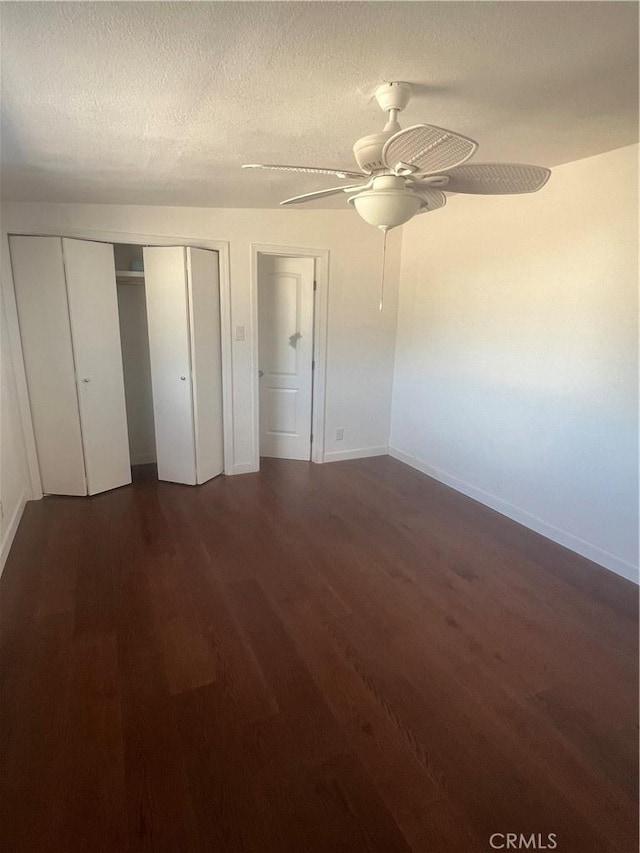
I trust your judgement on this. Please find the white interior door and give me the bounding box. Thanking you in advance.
[143,246,197,485]
[63,238,132,495]
[187,248,224,483]
[258,255,314,460]
[10,236,86,495]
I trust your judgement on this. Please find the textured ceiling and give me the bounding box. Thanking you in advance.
[1,1,638,208]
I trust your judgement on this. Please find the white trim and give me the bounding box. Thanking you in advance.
[1,492,27,574]
[5,226,234,480]
[389,446,639,585]
[232,461,259,476]
[250,243,329,470]
[324,445,389,463]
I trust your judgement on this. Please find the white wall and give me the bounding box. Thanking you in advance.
[2,204,401,484]
[116,283,156,465]
[390,144,639,582]
[0,285,32,568]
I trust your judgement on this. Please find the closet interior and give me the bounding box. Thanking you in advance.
[10,236,224,497]
[114,243,156,468]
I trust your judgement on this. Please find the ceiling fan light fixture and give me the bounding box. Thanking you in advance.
[349,175,422,229]
[350,191,422,229]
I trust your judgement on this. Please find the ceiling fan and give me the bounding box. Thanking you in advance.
[243,81,551,230]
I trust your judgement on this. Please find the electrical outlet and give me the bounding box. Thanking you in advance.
[336,428,344,441]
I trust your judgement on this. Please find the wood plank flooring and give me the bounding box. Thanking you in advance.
[1,457,637,852]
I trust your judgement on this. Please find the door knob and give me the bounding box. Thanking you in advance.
[180,376,186,381]
[258,370,264,378]
[81,378,90,383]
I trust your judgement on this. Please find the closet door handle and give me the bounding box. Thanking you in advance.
[81,378,90,383]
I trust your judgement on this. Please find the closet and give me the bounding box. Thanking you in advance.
[10,236,224,496]
[115,244,157,468]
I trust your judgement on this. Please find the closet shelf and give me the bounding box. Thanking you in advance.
[116,270,145,284]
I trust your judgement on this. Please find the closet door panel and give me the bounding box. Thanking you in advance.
[143,247,197,485]
[187,248,224,483]
[9,236,86,495]
[63,239,131,495]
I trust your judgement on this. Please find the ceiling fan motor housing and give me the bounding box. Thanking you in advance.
[353,83,413,173]
[353,131,395,174]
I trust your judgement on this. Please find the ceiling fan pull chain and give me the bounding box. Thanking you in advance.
[379,226,388,312]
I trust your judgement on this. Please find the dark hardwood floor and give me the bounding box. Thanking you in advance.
[1,457,637,852]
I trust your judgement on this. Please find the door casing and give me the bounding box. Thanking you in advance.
[258,254,315,461]
[250,244,329,470]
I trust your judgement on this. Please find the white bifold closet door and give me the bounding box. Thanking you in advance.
[62,239,132,494]
[143,246,223,485]
[10,236,86,495]
[10,236,131,496]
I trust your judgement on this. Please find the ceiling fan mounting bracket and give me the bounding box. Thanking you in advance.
[375,82,412,114]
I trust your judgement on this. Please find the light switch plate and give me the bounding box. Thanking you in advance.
[234,325,245,341]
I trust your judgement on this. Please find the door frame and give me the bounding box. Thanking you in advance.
[4,227,234,498]
[250,243,329,468]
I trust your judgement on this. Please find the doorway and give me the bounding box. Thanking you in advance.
[115,242,224,486]
[258,254,314,460]
[252,245,329,467]
[114,243,156,471]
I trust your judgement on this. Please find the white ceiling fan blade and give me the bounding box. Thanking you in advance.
[440,163,551,194]
[411,187,447,213]
[382,124,478,176]
[242,163,365,180]
[280,182,370,206]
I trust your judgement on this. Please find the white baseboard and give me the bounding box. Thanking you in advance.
[1,491,28,575]
[232,462,259,475]
[388,446,639,585]
[323,445,389,464]
[130,453,156,465]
